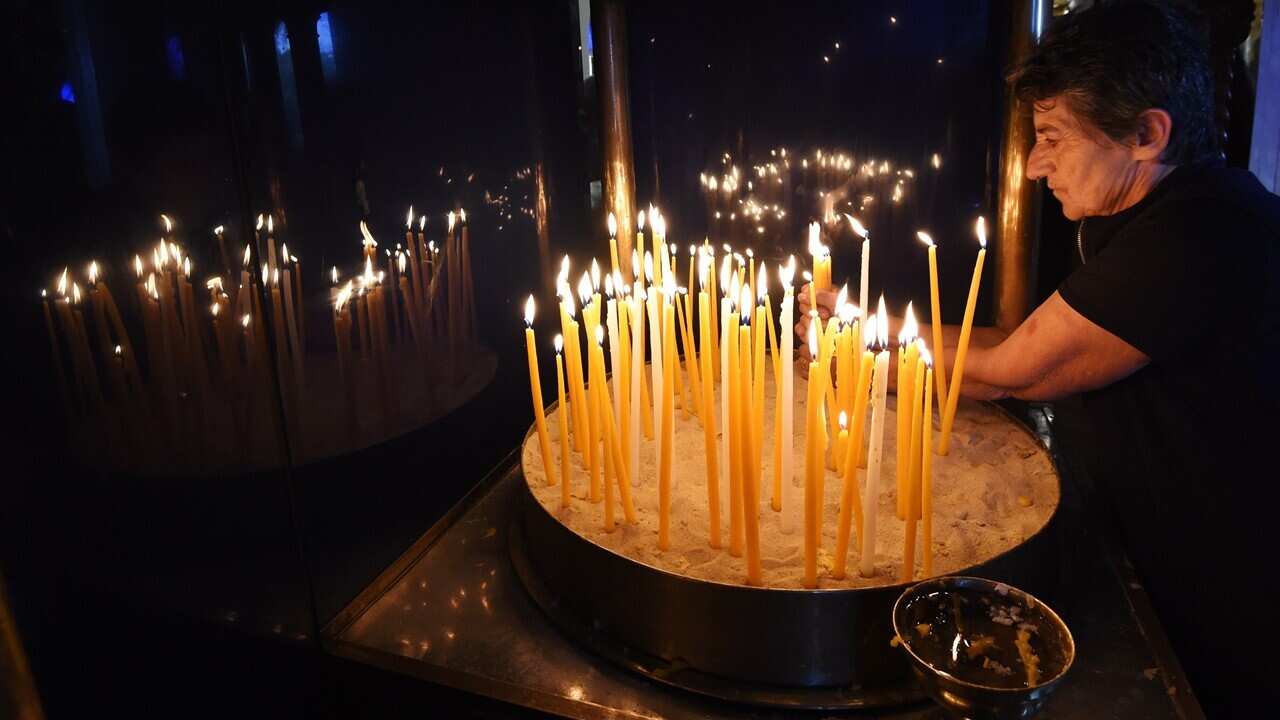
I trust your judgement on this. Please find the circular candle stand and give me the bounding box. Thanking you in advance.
[510,401,1063,710]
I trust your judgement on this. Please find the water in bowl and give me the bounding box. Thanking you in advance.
[899,583,1069,690]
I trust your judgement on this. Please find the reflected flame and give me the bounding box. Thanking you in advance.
[919,342,932,368]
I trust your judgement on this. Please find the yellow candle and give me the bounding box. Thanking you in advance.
[919,232,950,404]
[901,350,926,581]
[726,308,743,557]
[740,318,762,585]
[803,324,824,588]
[896,304,919,520]
[921,357,935,577]
[860,301,891,578]
[584,299,603,504]
[939,218,987,455]
[555,336,571,508]
[591,329,615,531]
[834,342,874,580]
[699,290,721,549]
[658,297,675,551]
[598,345,636,523]
[523,297,557,488]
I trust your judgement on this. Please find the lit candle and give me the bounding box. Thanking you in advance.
[590,327,615,531]
[646,252,663,457]
[555,335,572,508]
[629,284,644,486]
[698,271,721,549]
[581,274,603,503]
[901,340,926,581]
[606,277,623,428]
[724,273,743,557]
[524,296,557,488]
[896,305,919,520]
[918,231,949,406]
[847,215,870,350]
[803,322,824,588]
[808,221,831,291]
[833,320,875,580]
[920,348,935,577]
[938,217,987,455]
[860,299,891,578]
[633,252,654,441]
[739,289,762,585]
[658,284,676,551]
[635,210,646,286]
[777,258,796,534]
[597,327,636,524]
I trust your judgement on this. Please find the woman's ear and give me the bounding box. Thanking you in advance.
[1132,108,1173,161]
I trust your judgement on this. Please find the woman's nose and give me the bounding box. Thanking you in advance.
[1025,143,1052,181]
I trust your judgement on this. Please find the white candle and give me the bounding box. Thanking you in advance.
[779,257,796,535]
[860,299,891,578]
[847,215,870,352]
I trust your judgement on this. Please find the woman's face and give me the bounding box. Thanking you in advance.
[1024,97,1144,220]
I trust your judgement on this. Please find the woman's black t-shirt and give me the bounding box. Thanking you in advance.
[1056,161,1280,703]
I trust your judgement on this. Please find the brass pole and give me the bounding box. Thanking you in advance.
[0,571,45,720]
[591,0,638,281]
[994,0,1051,333]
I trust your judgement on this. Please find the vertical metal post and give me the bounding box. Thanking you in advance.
[591,0,638,280]
[994,0,1050,332]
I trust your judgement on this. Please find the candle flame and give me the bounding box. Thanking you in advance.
[577,272,592,306]
[839,411,848,431]
[214,225,224,235]
[256,214,264,231]
[631,250,640,280]
[975,216,987,248]
[135,255,144,278]
[808,319,819,358]
[836,284,848,312]
[637,209,646,230]
[160,213,173,233]
[459,208,467,224]
[605,273,614,298]
[359,220,377,249]
[899,302,918,344]
[71,282,81,304]
[280,243,289,262]
[729,272,741,310]
[558,255,571,291]
[447,211,456,232]
[590,259,601,292]
[839,301,859,326]
[57,268,68,296]
[184,257,191,276]
[595,325,605,346]
[757,263,769,298]
[876,296,889,347]
[920,345,933,368]
[331,266,338,284]
[267,215,274,234]
[243,244,252,267]
[554,334,564,353]
[688,244,696,257]
[273,268,280,286]
[651,210,666,238]
[863,313,877,346]
[398,253,406,273]
[740,284,753,322]
[564,291,576,319]
[336,281,353,312]
[407,206,415,229]
[88,261,99,285]
[524,295,536,326]
[917,230,934,247]
[115,345,122,357]
[781,256,796,288]
[419,215,427,231]
[644,252,654,283]
[808,222,828,258]
[931,153,941,169]
[802,270,813,283]
[607,212,617,238]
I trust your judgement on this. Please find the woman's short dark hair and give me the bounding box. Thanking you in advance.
[1007,0,1217,165]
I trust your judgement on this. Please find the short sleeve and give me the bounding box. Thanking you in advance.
[1057,201,1257,362]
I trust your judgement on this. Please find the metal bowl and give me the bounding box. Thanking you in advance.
[892,576,1075,719]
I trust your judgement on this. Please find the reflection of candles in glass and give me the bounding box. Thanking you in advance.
[607,212,620,279]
